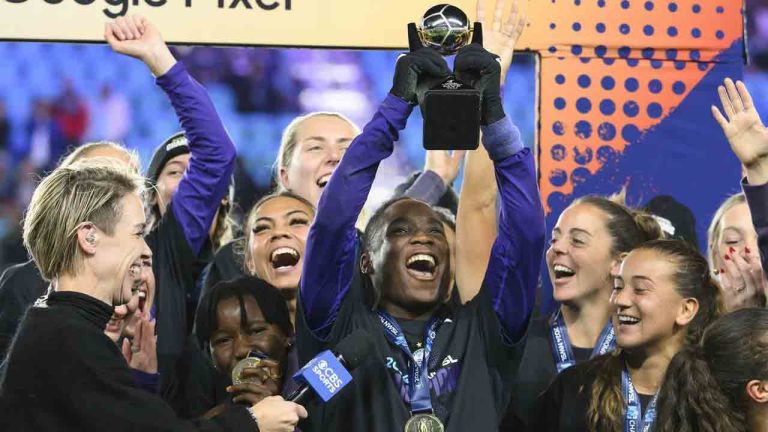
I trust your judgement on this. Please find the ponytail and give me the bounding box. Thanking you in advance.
[656,346,746,432]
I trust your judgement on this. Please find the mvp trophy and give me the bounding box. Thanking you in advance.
[409,4,483,150]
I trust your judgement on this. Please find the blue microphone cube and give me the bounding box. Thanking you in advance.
[292,350,353,402]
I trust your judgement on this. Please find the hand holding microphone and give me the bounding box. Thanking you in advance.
[249,396,307,432]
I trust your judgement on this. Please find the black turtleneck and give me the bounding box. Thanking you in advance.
[0,290,255,431]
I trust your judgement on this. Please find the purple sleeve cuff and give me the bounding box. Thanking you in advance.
[156,62,237,255]
[131,368,159,394]
[743,177,768,231]
[480,116,524,162]
[404,170,447,205]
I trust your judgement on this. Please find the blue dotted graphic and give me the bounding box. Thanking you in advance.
[550,23,557,29]
[691,50,701,61]
[716,6,724,13]
[692,28,701,38]
[574,121,593,140]
[619,46,631,58]
[549,169,568,187]
[627,59,640,67]
[625,78,639,92]
[642,48,655,59]
[643,25,654,36]
[598,0,606,6]
[573,146,593,165]
[620,24,631,35]
[595,45,608,57]
[647,103,663,118]
[555,74,566,84]
[571,168,592,186]
[622,124,641,142]
[668,2,678,12]
[623,101,640,117]
[621,1,630,9]
[549,46,557,54]
[651,60,663,69]
[598,122,617,141]
[596,23,606,33]
[644,1,654,11]
[554,97,566,110]
[693,4,701,13]
[601,76,616,90]
[665,49,678,60]
[698,63,708,71]
[573,22,582,31]
[597,146,618,164]
[600,99,616,115]
[649,79,663,94]
[668,26,678,37]
[576,98,592,114]
[572,45,583,56]
[578,75,592,88]
[580,58,591,64]
[603,58,616,66]
[551,144,567,161]
[672,81,686,95]
[674,61,686,70]
[716,30,725,40]
[553,121,565,136]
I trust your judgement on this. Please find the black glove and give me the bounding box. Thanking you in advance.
[390,48,451,104]
[454,43,504,125]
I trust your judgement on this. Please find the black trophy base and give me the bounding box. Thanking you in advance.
[421,78,481,151]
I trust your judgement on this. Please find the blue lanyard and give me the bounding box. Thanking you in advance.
[378,311,440,414]
[548,310,616,373]
[622,365,658,432]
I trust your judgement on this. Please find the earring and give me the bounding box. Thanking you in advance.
[86,232,96,245]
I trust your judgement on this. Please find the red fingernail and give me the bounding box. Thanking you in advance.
[724,255,731,261]
[745,246,751,254]
[721,268,726,274]
[729,247,736,254]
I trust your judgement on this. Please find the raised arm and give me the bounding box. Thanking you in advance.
[713,79,768,306]
[300,48,451,337]
[455,38,544,343]
[455,0,526,302]
[106,15,236,255]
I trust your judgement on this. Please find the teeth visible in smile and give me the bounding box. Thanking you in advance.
[271,247,299,261]
[618,315,640,324]
[407,254,435,266]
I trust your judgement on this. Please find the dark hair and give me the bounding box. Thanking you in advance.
[587,239,723,431]
[656,308,768,432]
[195,276,293,353]
[574,195,664,256]
[362,196,413,251]
[241,190,316,274]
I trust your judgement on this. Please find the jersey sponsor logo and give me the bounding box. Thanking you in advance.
[441,355,458,367]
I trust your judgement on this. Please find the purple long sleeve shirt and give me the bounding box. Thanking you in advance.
[300,93,544,342]
[742,178,768,273]
[155,62,236,255]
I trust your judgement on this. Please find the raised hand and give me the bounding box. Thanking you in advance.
[121,318,158,374]
[712,78,768,185]
[476,0,527,85]
[425,150,467,186]
[390,48,451,104]
[104,15,176,77]
[718,246,767,312]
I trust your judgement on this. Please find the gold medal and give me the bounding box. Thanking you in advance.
[231,357,264,385]
[404,413,444,432]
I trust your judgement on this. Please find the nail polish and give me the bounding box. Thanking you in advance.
[729,247,736,254]
[724,255,731,261]
[745,246,751,254]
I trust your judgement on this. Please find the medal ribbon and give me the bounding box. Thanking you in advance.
[378,311,440,414]
[549,310,616,373]
[621,365,659,432]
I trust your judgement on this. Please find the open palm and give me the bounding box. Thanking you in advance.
[476,0,526,84]
[712,78,768,168]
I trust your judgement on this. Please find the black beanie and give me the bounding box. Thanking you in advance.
[146,131,190,184]
[643,195,699,248]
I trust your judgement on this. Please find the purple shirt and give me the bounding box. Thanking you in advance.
[155,62,236,255]
[300,93,544,343]
[742,178,768,273]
